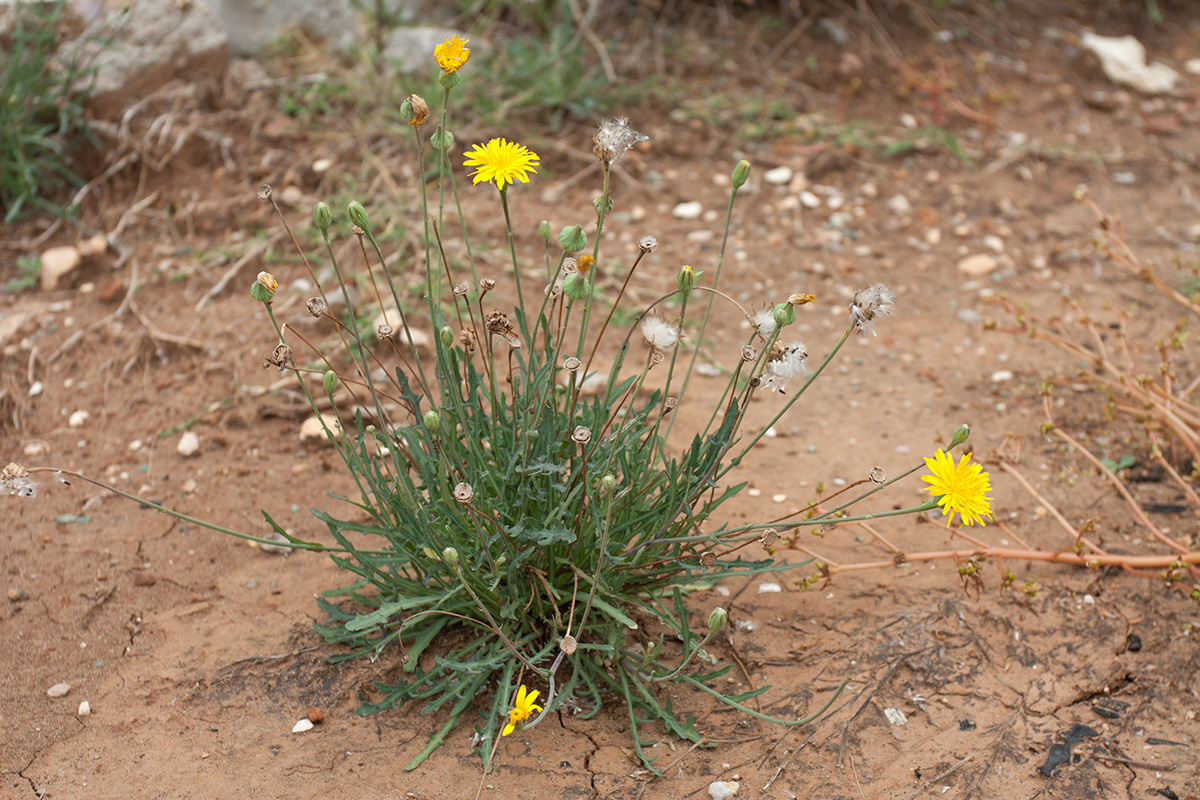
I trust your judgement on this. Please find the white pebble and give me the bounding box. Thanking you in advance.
[77,700,91,716]
[68,410,88,427]
[694,363,722,377]
[763,166,793,185]
[312,157,334,173]
[957,253,997,277]
[982,234,1005,253]
[826,194,845,210]
[300,413,341,442]
[990,370,1014,382]
[128,439,143,452]
[182,478,198,494]
[886,194,913,216]
[672,201,703,220]
[799,191,821,208]
[23,442,48,456]
[177,431,200,457]
[709,780,740,800]
[758,582,782,593]
[883,707,908,725]
[47,682,72,698]
[292,718,315,733]
[40,246,82,291]
[771,493,787,503]
[899,113,918,129]
[29,381,43,397]
[925,228,942,245]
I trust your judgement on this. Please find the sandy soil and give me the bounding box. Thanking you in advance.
[3,4,1199,799]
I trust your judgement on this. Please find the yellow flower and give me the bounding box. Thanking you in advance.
[434,35,470,73]
[501,684,543,736]
[256,271,278,294]
[463,138,540,191]
[922,449,993,526]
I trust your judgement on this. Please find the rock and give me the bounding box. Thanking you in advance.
[763,166,793,185]
[63,1,229,118]
[982,235,1005,254]
[957,253,997,277]
[672,201,703,220]
[991,369,1014,382]
[77,235,108,257]
[799,191,821,208]
[278,185,303,206]
[1112,171,1136,185]
[218,0,364,57]
[182,478,198,494]
[1080,32,1179,95]
[77,700,91,717]
[40,246,82,291]
[708,781,740,800]
[886,194,913,217]
[686,230,715,243]
[307,706,325,724]
[300,413,341,442]
[47,683,71,698]
[177,431,200,457]
[883,707,908,725]
[68,410,88,427]
[899,112,918,129]
[1187,58,1200,77]
[385,26,472,73]
[7,587,29,602]
[133,573,157,587]
[292,718,315,733]
[758,581,782,593]
[924,228,942,246]
[22,442,48,457]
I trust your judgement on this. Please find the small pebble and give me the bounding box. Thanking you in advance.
[307,707,325,724]
[758,582,782,593]
[182,478,198,494]
[77,700,91,717]
[7,587,29,602]
[799,191,821,209]
[1112,171,1135,185]
[884,707,908,725]
[763,166,793,185]
[47,683,72,698]
[68,410,89,427]
[292,718,315,733]
[886,194,913,216]
[991,370,1014,382]
[177,431,200,457]
[23,442,48,457]
[709,780,740,800]
[300,414,341,442]
[312,158,334,173]
[957,253,997,277]
[982,234,1005,254]
[40,246,82,291]
[28,381,43,397]
[672,201,703,220]
[771,493,787,503]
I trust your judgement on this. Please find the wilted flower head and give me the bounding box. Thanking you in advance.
[639,315,680,351]
[789,292,816,307]
[262,342,292,372]
[593,116,648,164]
[253,271,278,299]
[571,426,591,444]
[750,305,777,338]
[453,482,474,504]
[2,462,37,498]
[377,323,395,339]
[434,35,470,73]
[577,254,595,277]
[758,341,808,393]
[463,138,540,191]
[306,297,327,317]
[849,284,896,336]
[405,94,430,126]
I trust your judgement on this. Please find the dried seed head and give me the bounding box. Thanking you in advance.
[459,328,477,352]
[479,278,496,294]
[663,396,678,411]
[741,344,757,362]
[699,552,717,568]
[453,482,474,504]
[758,341,808,393]
[639,315,680,351]
[638,235,658,253]
[406,93,430,126]
[571,426,591,445]
[869,466,887,484]
[563,356,582,372]
[2,462,37,498]
[350,225,364,237]
[559,634,578,655]
[592,116,648,164]
[262,343,292,372]
[377,323,395,339]
[562,257,578,275]
[306,297,327,317]
[257,184,272,201]
[486,311,513,335]
[545,283,563,300]
[849,284,897,337]
[760,528,780,549]
[453,281,470,296]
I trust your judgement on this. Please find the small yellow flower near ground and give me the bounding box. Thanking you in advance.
[502,684,542,736]
[922,449,993,527]
[434,35,470,73]
[463,138,540,191]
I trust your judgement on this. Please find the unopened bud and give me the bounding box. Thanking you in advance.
[440,326,454,347]
[441,547,459,566]
[950,424,971,448]
[676,264,696,296]
[322,370,338,397]
[562,272,590,301]
[430,127,454,151]
[599,473,616,493]
[731,159,751,189]
[312,201,332,231]
[773,301,797,328]
[707,606,728,634]
[347,201,370,230]
[423,410,440,430]
[539,220,551,242]
[558,225,587,253]
[438,70,461,90]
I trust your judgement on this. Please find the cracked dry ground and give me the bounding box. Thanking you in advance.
[3,6,1200,800]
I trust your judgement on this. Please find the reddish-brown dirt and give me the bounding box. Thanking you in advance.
[3,4,1199,799]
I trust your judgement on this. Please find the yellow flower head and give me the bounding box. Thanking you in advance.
[502,684,542,737]
[463,138,540,191]
[922,449,993,527]
[434,35,470,73]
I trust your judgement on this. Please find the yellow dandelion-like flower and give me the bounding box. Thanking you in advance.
[922,449,993,527]
[502,684,543,736]
[434,35,470,73]
[463,138,540,191]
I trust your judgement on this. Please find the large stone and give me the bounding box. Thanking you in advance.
[385,26,472,74]
[40,246,82,291]
[217,0,355,56]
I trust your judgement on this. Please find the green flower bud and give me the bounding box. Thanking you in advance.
[539,220,551,242]
[558,225,587,253]
[322,370,338,397]
[562,272,590,301]
[599,473,617,494]
[950,424,971,448]
[249,281,274,303]
[707,606,728,634]
[347,201,370,230]
[676,264,696,296]
[440,326,455,347]
[593,194,613,217]
[731,159,751,189]
[313,201,332,231]
[430,127,454,152]
[438,70,461,90]
[773,301,797,328]
[441,547,459,566]
[423,410,441,430]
